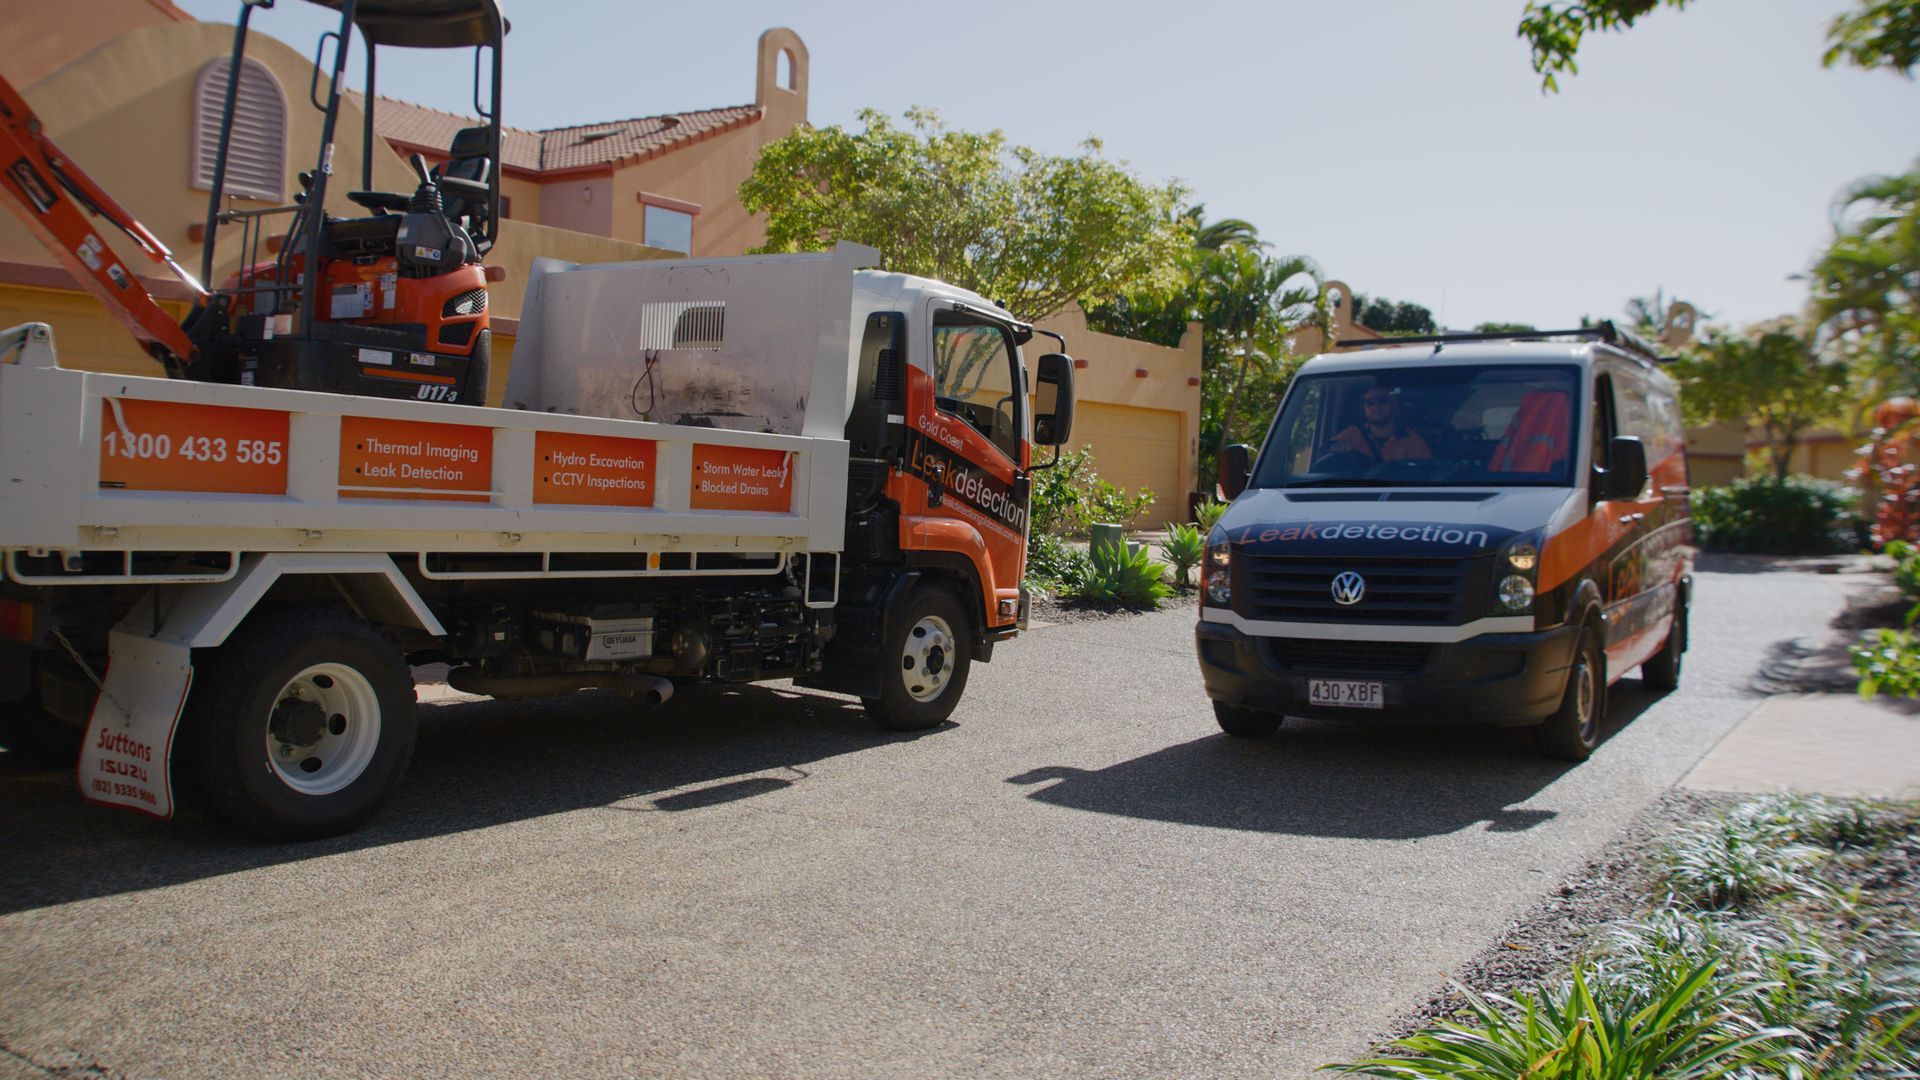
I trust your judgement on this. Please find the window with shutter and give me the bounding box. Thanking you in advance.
[191,58,288,202]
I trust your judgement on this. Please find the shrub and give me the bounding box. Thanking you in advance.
[1023,532,1090,593]
[1194,498,1228,533]
[1689,475,1860,554]
[1029,447,1156,536]
[1074,540,1172,606]
[1161,523,1204,587]
[1885,540,1920,597]
[1850,605,1920,699]
[1326,962,1794,1079]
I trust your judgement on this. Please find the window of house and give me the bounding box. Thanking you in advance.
[192,57,288,202]
[643,204,692,254]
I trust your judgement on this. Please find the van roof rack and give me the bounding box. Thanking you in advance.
[1336,321,1674,364]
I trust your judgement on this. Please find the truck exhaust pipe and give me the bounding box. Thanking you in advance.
[446,668,674,706]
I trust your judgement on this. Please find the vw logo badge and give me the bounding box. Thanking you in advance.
[1331,571,1366,606]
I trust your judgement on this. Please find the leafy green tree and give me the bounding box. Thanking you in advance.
[1474,322,1539,333]
[1668,320,1851,480]
[1809,160,1920,402]
[1519,0,1919,92]
[739,107,1190,325]
[1352,296,1436,335]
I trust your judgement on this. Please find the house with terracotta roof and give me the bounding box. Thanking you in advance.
[352,27,808,258]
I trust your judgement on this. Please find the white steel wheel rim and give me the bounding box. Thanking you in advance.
[900,614,955,704]
[1572,655,1596,742]
[265,663,382,796]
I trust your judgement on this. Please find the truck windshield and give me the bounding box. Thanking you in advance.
[1250,364,1581,488]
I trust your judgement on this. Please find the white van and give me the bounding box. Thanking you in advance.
[1195,324,1693,760]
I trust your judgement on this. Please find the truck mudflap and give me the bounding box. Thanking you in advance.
[77,629,191,818]
[798,570,921,699]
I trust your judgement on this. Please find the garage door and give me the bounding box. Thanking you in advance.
[1071,403,1186,525]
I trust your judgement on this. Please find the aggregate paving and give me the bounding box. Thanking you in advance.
[0,557,1850,1077]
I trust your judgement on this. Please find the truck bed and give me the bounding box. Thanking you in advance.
[0,323,850,583]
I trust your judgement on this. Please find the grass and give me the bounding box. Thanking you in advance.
[1326,795,1920,1078]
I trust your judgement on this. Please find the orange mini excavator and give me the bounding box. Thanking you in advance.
[0,0,506,404]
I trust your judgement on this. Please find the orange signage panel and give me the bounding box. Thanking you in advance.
[338,416,492,502]
[98,399,290,495]
[532,431,657,507]
[689,445,794,513]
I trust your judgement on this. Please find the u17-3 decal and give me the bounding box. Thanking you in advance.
[904,428,1029,540]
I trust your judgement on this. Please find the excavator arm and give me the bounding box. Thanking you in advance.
[0,72,202,376]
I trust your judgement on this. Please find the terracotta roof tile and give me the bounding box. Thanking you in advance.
[347,91,762,175]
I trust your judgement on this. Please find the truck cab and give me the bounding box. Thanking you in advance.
[1196,325,1692,760]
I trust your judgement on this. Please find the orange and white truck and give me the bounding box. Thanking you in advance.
[0,242,1076,839]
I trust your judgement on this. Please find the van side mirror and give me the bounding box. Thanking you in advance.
[1595,436,1647,501]
[1034,353,1075,447]
[1220,443,1253,500]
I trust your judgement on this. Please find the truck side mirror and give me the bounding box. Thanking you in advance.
[1595,435,1647,501]
[1034,353,1075,447]
[1220,443,1253,500]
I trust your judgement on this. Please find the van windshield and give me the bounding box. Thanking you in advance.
[1250,364,1581,489]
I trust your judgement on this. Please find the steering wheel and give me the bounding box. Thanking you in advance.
[1311,449,1372,473]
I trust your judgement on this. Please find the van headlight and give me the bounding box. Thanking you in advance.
[1204,527,1232,607]
[1494,530,1544,614]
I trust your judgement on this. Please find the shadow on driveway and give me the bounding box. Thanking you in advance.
[1007,684,1662,840]
[0,682,930,916]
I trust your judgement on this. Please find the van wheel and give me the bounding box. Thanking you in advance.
[1214,702,1282,738]
[864,587,971,732]
[183,609,417,841]
[1641,595,1687,694]
[1536,627,1605,761]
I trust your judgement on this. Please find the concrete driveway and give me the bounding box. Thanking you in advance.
[0,558,1850,1077]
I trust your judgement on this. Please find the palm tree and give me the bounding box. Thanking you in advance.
[1204,247,1324,457]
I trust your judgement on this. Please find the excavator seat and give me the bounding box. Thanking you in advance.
[436,126,493,245]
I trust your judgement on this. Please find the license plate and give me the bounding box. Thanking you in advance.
[1308,678,1383,709]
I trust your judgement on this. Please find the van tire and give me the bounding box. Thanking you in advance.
[1536,627,1604,761]
[1641,595,1687,694]
[864,587,971,732]
[182,608,417,841]
[1214,702,1283,738]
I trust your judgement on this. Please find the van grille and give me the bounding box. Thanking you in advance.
[1262,638,1434,676]
[1235,554,1488,625]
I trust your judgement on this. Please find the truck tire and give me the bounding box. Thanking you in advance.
[1536,626,1605,761]
[1213,702,1282,738]
[1640,593,1687,694]
[0,692,81,768]
[182,608,417,840]
[863,587,971,731]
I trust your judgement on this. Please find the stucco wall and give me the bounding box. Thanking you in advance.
[1032,302,1204,516]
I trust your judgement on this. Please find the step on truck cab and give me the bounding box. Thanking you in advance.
[1195,324,1692,760]
[0,243,1077,839]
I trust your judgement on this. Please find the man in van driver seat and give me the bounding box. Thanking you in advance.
[1330,385,1432,462]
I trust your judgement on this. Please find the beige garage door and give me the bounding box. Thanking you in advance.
[1072,403,1185,524]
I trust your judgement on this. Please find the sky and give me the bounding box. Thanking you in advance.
[170,0,1920,333]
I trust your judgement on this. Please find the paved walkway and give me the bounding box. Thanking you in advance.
[1681,558,1920,801]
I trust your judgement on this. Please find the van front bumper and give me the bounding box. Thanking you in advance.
[1194,618,1579,725]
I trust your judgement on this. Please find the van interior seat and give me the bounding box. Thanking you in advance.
[1489,389,1571,472]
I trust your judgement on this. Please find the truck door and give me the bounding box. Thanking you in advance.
[897,304,1031,630]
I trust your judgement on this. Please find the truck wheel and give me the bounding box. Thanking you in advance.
[183,609,417,841]
[864,587,971,732]
[0,691,81,768]
[1536,627,1605,761]
[1640,594,1687,694]
[1213,702,1282,738]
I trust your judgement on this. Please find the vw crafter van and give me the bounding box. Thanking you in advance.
[1195,324,1693,760]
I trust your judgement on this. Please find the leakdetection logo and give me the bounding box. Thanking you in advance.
[1229,522,1491,547]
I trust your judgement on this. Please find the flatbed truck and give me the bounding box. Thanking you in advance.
[0,243,1075,839]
